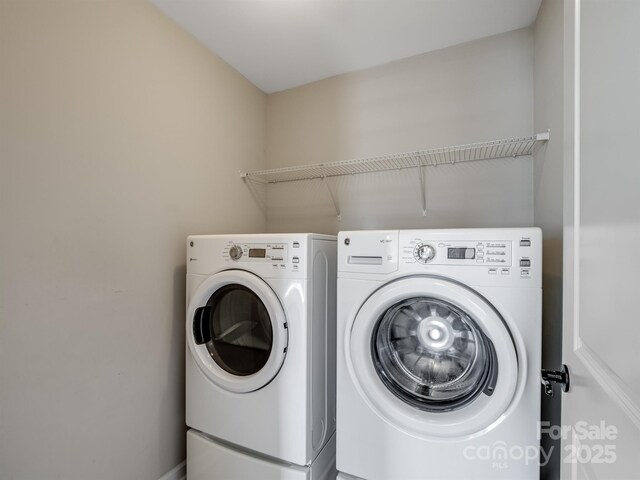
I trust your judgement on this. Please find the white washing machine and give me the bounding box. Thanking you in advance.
[186,233,337,480]
[336,228,542,480]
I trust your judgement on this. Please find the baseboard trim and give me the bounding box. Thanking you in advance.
[158,460,186,480]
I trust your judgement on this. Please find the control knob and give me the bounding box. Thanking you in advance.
[415,243,436,264]
[229,245,243,261]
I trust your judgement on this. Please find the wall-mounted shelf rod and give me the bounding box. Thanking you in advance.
[240,132,550,185]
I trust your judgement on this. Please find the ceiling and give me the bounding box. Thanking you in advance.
[151,0,542,94]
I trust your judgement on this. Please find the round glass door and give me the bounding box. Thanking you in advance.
[348,275,521,438]
[372,297,497,412]
[201,284,273,376]
[187,270,288,393]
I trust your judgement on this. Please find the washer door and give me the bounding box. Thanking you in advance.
[348,275,521,438]
[187,270,288,393]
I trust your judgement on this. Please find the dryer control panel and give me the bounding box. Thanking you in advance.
[225,242,289,263]
[186,233,336,278]
[223,241,305,273]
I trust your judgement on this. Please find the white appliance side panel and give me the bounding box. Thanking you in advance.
[308,239,337,461]
[310,433,337,480]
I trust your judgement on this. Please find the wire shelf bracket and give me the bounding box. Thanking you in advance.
[240,131,550,218]
[321,176,341,220]
[417,163,427,216]
[241,174,268,217]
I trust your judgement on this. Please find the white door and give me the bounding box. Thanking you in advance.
[347,275,520,439]
[561,1,640,478]
[187,270,288,393]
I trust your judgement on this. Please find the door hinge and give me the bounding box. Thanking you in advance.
[541,364,570,396]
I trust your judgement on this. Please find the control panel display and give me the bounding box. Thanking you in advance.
[401,238,513,267]
[448,247,475,260]
[248,248,266,258]
[227,242,289,263]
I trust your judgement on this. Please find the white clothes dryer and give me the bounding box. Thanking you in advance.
[186,233,336,475]
[336,229,542,480]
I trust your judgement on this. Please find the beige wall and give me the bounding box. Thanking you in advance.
[0,2,265,479]
[265,28,535,234]
[533,1,564,478]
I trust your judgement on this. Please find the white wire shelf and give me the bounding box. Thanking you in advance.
[240,132,549,184]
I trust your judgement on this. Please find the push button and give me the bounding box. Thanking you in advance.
[292,257,299,264]
[488,268,498,275]
[520,259,531,267]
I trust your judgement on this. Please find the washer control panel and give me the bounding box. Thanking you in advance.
[403,238,513,267]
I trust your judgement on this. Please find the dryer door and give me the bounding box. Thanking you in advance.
[348,275,521,439]
[187,270,288,393]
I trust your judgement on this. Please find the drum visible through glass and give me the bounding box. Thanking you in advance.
[205,284,273,376]
[372,297,496,412]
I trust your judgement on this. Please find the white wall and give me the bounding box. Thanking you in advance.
[0,2,265,479]
[533,1,564,478]
[265,28,535,234]
[561,1,640,477]
[534,1,564,276]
